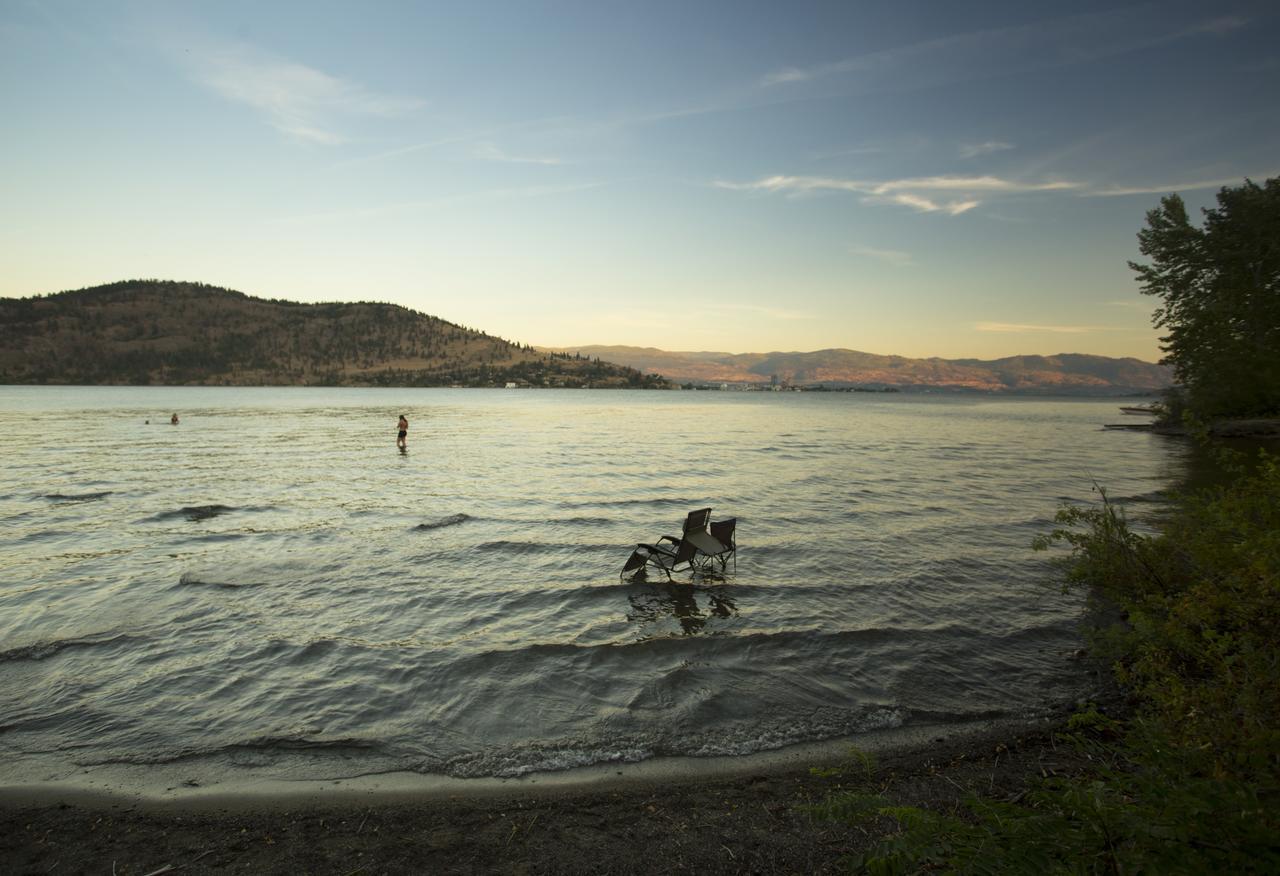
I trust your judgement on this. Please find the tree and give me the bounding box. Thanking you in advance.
[1130,178,1280,418]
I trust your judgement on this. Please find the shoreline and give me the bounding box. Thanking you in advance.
[0,715,1046,814]
[1103,416,1280,437]
[1,710,1100,874]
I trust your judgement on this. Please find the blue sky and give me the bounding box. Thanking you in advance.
[2,1,1277,360]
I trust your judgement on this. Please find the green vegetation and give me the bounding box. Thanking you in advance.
[1131,177,1280,420]
[813,450,1279,873]
[0,279,669,389]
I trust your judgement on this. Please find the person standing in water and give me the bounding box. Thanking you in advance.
[397,414,408,450]
[170,413,179,425]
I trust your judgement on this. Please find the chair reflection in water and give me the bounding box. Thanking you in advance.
[627,585,737,636]
[620,507,737,580]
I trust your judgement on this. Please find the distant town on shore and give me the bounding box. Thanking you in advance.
[1,280,1171,394]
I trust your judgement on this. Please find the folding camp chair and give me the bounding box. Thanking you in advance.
[621,508,712,580]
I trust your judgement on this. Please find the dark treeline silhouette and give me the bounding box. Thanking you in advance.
[1132,177,1280,419]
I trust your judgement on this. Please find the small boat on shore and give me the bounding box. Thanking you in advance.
[1119,405,1158,415]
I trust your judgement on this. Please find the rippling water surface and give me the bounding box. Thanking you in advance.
[0,386,1183,781]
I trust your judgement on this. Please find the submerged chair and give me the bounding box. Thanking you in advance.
[621,507,710,580]
[621,508,737,579]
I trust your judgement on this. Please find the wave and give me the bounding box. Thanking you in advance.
[0,633,136,663]
[150,504,237,522]
[413,513,471,531]
[544,515,622,527]
[556,497,696,510]
[902,705,1039,726]
[60,704,1034,779]
[469,540,624,558]
[436,619,1081,682]
[442,743,653,778]
[42,491,113,503]
[77,734,384,767]
[228,734,382,753]
[178,571,262,590]
[438,625,920,672]
[436,705,907,778]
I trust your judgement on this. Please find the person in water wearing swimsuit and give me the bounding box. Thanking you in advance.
[397,414,408,449]
[170,413,179,425]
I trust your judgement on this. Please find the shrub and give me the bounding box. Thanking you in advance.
[815,450,1280,873]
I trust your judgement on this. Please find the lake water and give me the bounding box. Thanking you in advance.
[0,386,1184,785]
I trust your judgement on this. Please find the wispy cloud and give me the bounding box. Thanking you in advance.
[1195,15,1249,36]
[758,10,1250,94]
[716,173,1077,215]
[473,141,563,165]
[180,42,424,143]
[868,193,979,215]
[760,67,812,87]
[1087,174,1277,196]
[717,174,1078,195]
[329,134,471,170]
[851,246,913,267]
[875,176,1077,194]
[959,140,1014,159]
[719,167,1277,213]
[975,322,1110,334]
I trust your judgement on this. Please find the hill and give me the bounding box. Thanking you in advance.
[549,346,1172,394]
[0,281,667,389]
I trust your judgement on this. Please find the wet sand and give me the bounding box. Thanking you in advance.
[1,710,1101,874]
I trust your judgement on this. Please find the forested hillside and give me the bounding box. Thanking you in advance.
[0,280,667,389]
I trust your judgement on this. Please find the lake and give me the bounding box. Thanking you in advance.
[0,386,1183,785]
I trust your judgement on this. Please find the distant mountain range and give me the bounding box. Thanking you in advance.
[0,281,666,388]
[547,345,1173,395]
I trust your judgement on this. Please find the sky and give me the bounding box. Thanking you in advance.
[2,1,1277,361]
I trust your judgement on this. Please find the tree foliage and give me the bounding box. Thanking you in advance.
[1130,178,1280,418]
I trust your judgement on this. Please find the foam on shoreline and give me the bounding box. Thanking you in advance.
[0,716,1054,813]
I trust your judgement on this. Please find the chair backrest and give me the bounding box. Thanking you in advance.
[709,518,736,551]
[682,508,712,536]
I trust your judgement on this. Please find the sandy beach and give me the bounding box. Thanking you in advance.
[1,707,1102,875]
